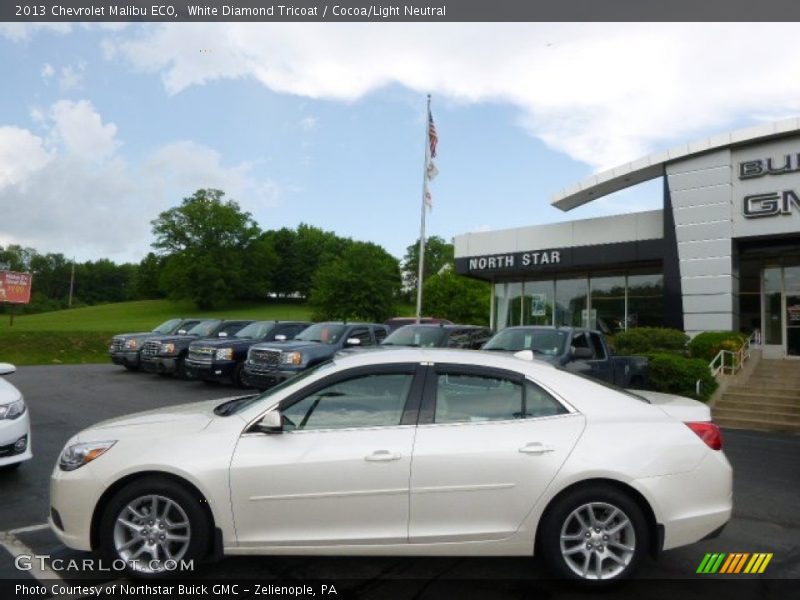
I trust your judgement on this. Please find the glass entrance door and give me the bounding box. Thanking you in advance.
[786,266,800,357]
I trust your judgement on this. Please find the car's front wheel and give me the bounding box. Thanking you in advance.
[538,484,649,585]
[99,477,210,578]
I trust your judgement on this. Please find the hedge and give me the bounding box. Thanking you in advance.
[688,331,748,362]
[614,327,689,355]
[646,352,718,402]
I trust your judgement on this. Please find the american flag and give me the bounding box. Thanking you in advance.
[428,109,438,158]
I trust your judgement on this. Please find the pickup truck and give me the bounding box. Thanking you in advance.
[482,326,648,389]
[185,320,311,387]
[242,322,389,390]
[109,317,203,371]
[140,319,253,379]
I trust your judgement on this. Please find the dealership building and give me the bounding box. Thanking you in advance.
[454,119,800,359]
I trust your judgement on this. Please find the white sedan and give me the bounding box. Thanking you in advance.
[49,348,732,584]
[0,362,32,470]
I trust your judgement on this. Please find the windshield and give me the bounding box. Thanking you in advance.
[214,361,335,415]
[187,320,221,337]
[152,318,182,335]
[483,328,568,356]
[295,323,347,345]
[235,321,275,339]
[382,326,445,347]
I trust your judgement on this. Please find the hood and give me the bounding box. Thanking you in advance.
[635,390,712,422]
[253,340,325,352]
[113,331,151,340]
[76,397,239,440]
[0,377,23,405]
[191,338,256,350]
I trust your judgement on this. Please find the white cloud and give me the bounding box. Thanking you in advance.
[0,126,52,189]
[105,22,800,171]
[48,100,119,161]
[0,104,280,262]
[41,63,55,80]
[58,63,86,90]
[0,23,72,42]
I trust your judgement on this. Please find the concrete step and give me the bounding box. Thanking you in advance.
[716,398,800,413]
[713,407,800,423]
[743,376,800,387]
[715,416,800,434]
[727,385,800,397]
[722,390,800,403]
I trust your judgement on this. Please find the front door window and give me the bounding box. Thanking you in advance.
[785,266,800,357]
[763,267,783,346]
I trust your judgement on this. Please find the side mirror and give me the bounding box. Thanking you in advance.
[345,337,361,346]
[218,332,228,338]
[177,329,187,335]
[274,334,287,342]
[0,363,16,376]
[571,347,594,360]
[253,411,283,434]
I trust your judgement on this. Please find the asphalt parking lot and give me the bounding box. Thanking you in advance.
[1,364,798,598]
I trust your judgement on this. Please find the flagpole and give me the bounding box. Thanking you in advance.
[415,95,431,323]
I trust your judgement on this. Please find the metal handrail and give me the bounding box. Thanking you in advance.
[697,330,759,396]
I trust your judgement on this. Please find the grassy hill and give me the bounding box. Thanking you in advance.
[0,299,314,365]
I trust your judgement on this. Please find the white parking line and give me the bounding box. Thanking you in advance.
[9,522,50,535]
[0,528,63,583]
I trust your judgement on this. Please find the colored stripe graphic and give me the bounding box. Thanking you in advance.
[700,553,774,574]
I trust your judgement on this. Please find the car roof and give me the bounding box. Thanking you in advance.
[393,324,489,331]
[331,346,554,374]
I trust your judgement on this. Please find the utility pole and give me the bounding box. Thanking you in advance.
[68,259,75,308]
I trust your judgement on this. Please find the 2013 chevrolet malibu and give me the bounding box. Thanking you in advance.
[49,349,732,583]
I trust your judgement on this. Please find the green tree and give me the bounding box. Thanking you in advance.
[136,252,166,299]
[151,189,269,309]
[310,241,401,322]
[422,270,491,326]
[402,235,455,296]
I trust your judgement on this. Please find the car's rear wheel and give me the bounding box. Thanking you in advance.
[99,477,209,578]
[232,363,246,388]
[539,484,648,585]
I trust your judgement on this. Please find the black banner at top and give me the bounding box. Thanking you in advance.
[5,0,800,22]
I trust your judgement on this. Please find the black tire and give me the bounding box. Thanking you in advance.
[174,357,187,380]
[123,364,139,372]
[628,376,644,390]
[232,363,246,388]
[201,379,219,386]
[99,476,211,579]
[538,484,649,586]
[0,462,22,472]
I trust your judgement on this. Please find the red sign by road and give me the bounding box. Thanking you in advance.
[0,271,33,304]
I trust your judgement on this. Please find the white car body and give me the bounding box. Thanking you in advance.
[49,349,732,581]
[0,363,32,468]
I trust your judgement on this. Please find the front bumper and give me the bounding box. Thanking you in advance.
[241,367,299,390]
[185,360,236,382]
[109,350,140,368]
[49,464,103,551]
[141,356,179,374]
[0,410,32,467]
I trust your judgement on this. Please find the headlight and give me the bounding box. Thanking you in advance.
[215,348,233,360]
[280,351,302,365]
[0,398,25,420]
[124,339,139,350]
[59,441,116,471]
[160,343,176,355]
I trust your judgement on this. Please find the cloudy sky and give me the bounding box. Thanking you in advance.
[1,22,799,263]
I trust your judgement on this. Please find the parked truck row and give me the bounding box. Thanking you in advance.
[110,318,649,391]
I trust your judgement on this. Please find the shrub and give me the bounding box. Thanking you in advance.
[688,331,747,362]
[614,327,689,355]
[646,352,718,402]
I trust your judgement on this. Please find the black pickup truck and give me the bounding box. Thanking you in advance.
[242,322,389,390]
[482,326,648,389]
[109,317,203,371]
[185,320,311,387]
[140,319,253,378]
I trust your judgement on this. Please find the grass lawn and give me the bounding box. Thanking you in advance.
[0,299,314,365]
[0,299,415,365]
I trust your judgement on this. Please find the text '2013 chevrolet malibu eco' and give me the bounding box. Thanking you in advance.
[49,348,731,585]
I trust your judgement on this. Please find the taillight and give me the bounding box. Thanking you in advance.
[686,421,723,450]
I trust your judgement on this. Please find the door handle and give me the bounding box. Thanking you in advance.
[519,443,555,455]
[365,450,401,462]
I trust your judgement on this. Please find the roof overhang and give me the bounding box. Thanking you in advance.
[551,117,800,212]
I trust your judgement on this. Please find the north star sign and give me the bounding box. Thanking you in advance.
[468,250,562,272]
[739,153,800,218]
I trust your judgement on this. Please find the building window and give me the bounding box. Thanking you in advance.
[522,280,555,326]
[555,275,588,327]
[494,282,523,329]
[590,274,626,334]
[626,272,664,328]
